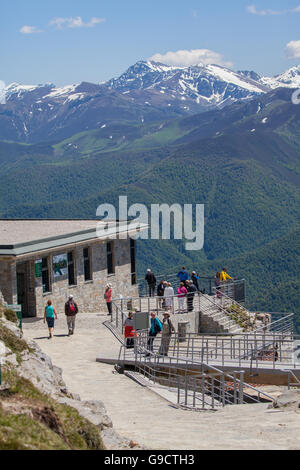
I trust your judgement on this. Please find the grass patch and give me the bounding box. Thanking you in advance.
[0,368,105,450]
[0,322,33,363]
[3,309,17,323]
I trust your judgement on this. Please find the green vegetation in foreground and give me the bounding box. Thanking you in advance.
[0,369,105,450]
[0,310,105,450]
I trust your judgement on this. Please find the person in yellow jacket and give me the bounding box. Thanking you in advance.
[220,268,233,282]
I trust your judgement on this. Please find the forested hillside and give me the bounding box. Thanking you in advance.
[0,88,299,322]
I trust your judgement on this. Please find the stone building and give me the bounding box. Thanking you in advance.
[0,219,145,317]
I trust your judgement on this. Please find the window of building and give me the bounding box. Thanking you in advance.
[83,247,92,281]
[42,257,51,293]
[68,252,76,286]
[107,241,115,275]
[130,238,137,285]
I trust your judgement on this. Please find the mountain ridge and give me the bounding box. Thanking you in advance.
[1,61,300,144]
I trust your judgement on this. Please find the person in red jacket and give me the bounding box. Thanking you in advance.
[124,312,135,349]
[104,283,113,315]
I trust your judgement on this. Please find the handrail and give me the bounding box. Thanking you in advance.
[130,331,276,407]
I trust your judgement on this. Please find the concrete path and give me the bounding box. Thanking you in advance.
[22,313,300,450]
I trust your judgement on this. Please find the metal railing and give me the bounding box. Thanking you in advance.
[138,274,245,301]
[210,290,291,335]
[111,290,294,338]
[283,369,300,390]
[112,291,202,318]
[118,332,275,410]
[132,330,299,370]
[111,291,243,335]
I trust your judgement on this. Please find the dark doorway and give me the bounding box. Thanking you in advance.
[16,261,36,317]
[17,272,27,316]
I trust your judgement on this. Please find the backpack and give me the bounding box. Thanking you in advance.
[69,302,76,314]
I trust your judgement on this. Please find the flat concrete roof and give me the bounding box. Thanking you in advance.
[0,219,146,257]
[0,220,100,245]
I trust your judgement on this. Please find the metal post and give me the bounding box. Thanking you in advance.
[239,371,244,404]
[233,372,237,404]
[185,374,188,406]
[222,340,224,366]
[221,374,225,407]
[193,376,196,408]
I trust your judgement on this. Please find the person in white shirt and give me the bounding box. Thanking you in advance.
[164,282,174,312]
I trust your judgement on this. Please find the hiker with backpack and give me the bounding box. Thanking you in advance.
[64,294,79,336]
[146,312,163,355]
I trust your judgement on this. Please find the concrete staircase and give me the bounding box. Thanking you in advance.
[199,295,244,334]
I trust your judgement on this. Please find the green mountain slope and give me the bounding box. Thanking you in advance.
[0,88,299,322]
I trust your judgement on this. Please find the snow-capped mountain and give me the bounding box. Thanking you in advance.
[106,60,269,111]
[260,65,300,89]
[1,61,300,143]
[0,81,183,143]
[105,61,300,113]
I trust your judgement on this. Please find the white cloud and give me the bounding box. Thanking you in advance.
[49,16,106,30]
[247,4,300,15]
[20,25,43,34]
[286,40,300,59]
[150,49,233,68]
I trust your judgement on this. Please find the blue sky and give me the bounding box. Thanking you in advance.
[1,0,300,86]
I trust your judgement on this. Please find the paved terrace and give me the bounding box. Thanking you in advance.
[23,312,300,450]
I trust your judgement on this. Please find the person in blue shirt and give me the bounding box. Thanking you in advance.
[146,312,162,355]
[176,266,189,286]
[191,271,200,291]
[43,300,58,339]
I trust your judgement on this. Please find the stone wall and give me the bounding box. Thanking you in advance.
[0,259,16,304]
[35,238,138,317]
[155,311,200,333]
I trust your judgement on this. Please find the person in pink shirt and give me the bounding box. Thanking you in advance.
[104,283,113,315]
[177,282,187,313]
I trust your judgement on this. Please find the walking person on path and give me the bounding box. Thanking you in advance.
[145,269,156,297]
[159,313,175,356]
[146,312,163,355]
[187,280,197,312]
[124,312,135,349]
[104,283,113,315]
[65,294,79,336]
[43,300,57,339]
[177,282,188,313]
